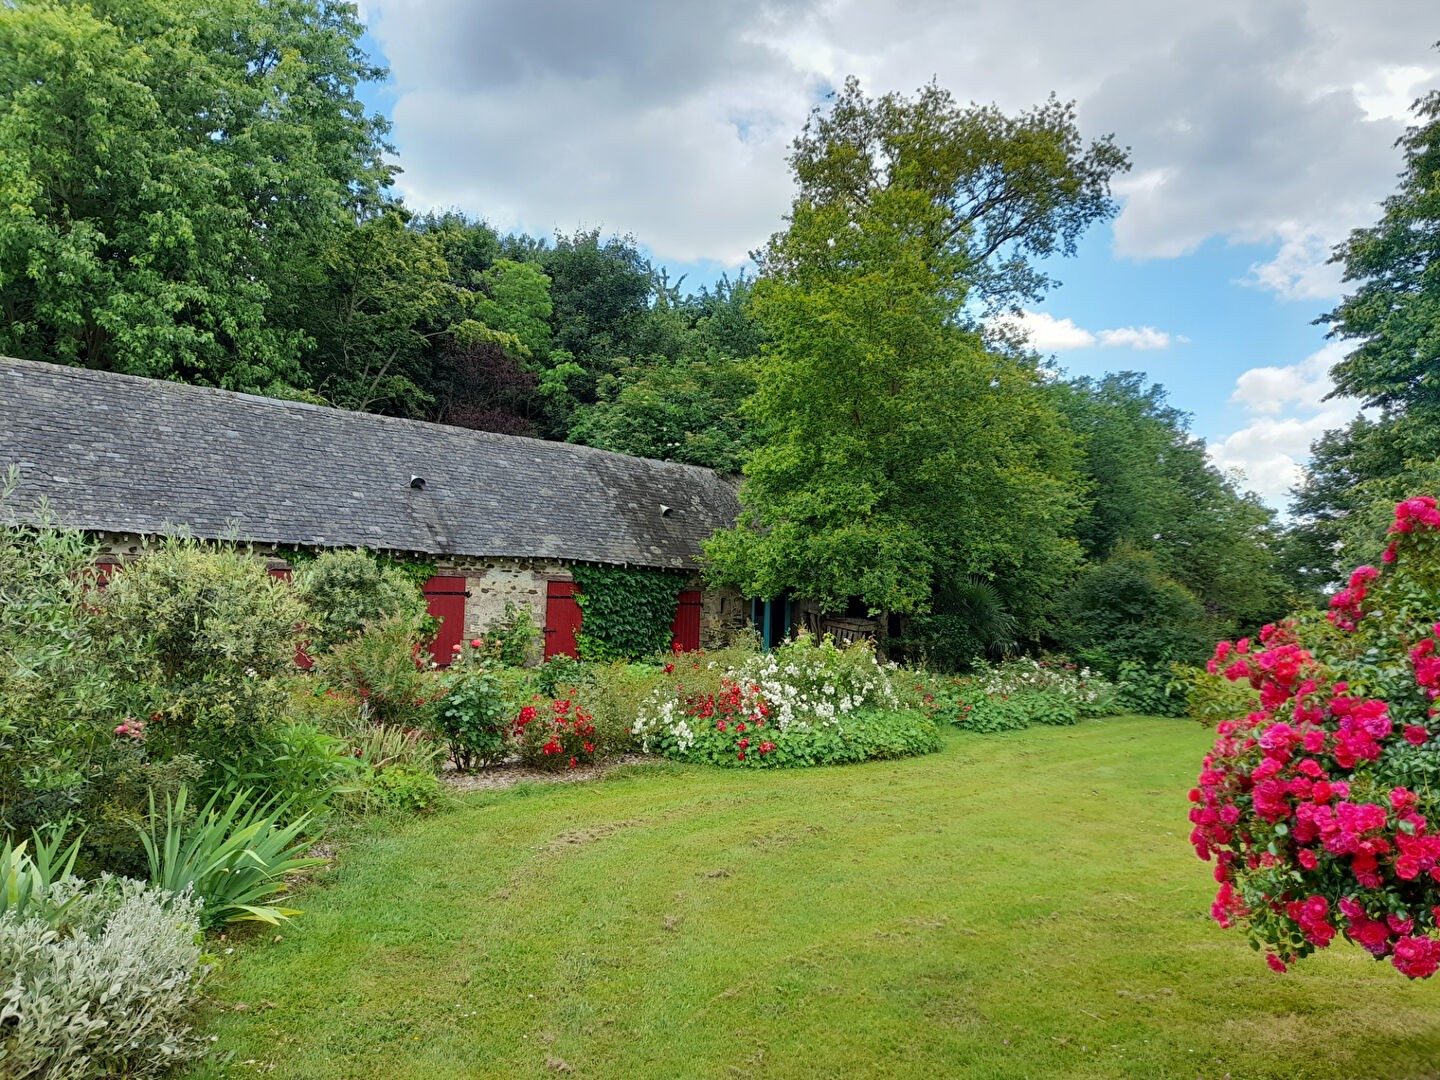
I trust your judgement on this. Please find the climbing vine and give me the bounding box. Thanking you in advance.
[570,565,685,661]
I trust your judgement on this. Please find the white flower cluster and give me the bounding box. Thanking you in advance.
[739,638,897,732]
[631,636,899,752]
[975,656,1113,705]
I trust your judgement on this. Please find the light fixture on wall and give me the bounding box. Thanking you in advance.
[410,476,426,490]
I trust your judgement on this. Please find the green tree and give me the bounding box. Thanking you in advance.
[568,275,764,468]
[538,229,654,401]
[1053,545,1212,676]
[705,80,1125,627]
[1323,79,1440,415]
[0,0,393,393]
[569,352,755,471]
[1290,71,1440,578]
[1056,373,1287,635]
[291,211,457,414]
[784,78,1128,310]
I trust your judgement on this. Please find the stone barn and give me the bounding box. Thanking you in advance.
[0,357,750,662]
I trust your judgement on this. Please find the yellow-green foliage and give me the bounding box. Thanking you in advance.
[95,537,306,752]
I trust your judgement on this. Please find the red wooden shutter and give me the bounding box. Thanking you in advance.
[267,565,314,669]
[544,580,583,659]
[423,575,468,667]
[670,589,702,653]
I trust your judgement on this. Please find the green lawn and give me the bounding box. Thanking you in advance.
[190,717,1440,1079]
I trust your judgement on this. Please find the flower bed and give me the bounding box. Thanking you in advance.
[630,636,939,767]
[915,656,1120,732]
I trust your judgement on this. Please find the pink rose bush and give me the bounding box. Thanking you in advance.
[1193,496,1440,978]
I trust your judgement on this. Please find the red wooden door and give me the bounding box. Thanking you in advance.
[423,575,468,667]
[670,589,702,653]
[544,580,582,659]
[267,565,314,669]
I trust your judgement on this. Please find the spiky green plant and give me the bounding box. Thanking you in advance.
[1,819,85,927]
[136,786,324,929]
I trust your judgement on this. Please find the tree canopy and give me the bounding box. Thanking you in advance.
[704,81,1127,625]
[0,0,394,394]
[1290,70,1440,583]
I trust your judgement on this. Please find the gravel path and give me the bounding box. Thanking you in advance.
[440,753,657,793]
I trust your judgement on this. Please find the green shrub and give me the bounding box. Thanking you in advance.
[1173,662,1260,727]
[0,484,116,837]
[575,662,663,756]
[313,614,439,729]
[293,549,428,654]
[536,654,589,697]
[1114,660,1188,717]
[469,602,542,668]
[659,704,941,768]
[1020,690,1080,726]
[1053,545,1214,677]
[95,538,306,772]
[970,655,1120,717]
[435,658,512,771]
[136,786,324,929]
[960,695,1031,733]
[0,877,208,1078]
[74,748,204,879]
[365,767,444,815]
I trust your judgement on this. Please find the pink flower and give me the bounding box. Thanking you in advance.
[1265,953,1288,973]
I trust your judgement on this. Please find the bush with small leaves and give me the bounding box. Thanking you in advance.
[292,549,428,655]
[0,876,209,1078]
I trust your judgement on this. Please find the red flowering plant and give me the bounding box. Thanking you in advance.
[630,637,941,768]
[512,696,599,771]
[1192,496,1440,978]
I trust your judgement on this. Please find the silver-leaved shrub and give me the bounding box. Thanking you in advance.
[0,876,209,1078]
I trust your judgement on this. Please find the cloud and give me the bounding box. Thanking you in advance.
[997,310,1186,352]
[1096,326,1186,350]
[362,0,1438,288]
[1208,342,1365,505]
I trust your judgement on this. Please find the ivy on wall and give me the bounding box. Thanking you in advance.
[570,564,684,661]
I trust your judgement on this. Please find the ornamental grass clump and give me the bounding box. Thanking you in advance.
[1191,495,1440,978]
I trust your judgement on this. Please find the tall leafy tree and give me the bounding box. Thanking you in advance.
[0,0,393,393]
[1323,80,1440,415]
[289,211,456,414]
[705,80,1127,628]
[568,276,763,470]
[1291,70,1440,577]
[1056,373,1287,634]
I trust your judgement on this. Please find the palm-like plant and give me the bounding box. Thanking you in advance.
[137,786,325,929]
[0,819,84,927]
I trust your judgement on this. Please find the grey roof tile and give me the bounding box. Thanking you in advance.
[0,357,740,570]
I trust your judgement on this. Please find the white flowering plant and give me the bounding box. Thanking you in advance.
[630,634,938,767]
[907,654,1122,732]
[971,655,1118,715]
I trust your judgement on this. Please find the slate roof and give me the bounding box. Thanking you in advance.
[0,357,740,570]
